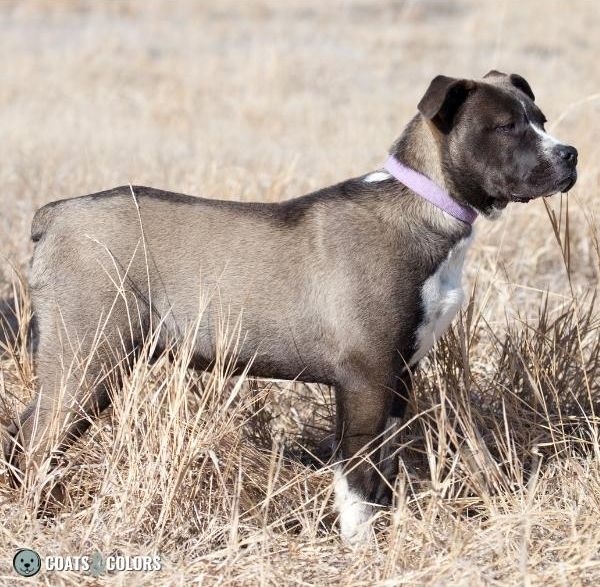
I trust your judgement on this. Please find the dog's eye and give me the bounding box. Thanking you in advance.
[495,122,516,133]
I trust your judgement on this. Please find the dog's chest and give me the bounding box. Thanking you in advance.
[409,234,473,365]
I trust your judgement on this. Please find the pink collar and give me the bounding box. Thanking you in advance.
[383,155,477,225]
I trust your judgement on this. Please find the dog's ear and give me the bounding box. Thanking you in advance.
[483,69,507,79]
[508,73,535,101]
[417,75,475,134]
[484,70,535,101]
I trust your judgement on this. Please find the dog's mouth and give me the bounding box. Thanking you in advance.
[558,171,577,193]
[509,194,534,203]
[509,171,578,204]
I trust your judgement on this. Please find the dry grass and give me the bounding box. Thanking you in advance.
[1,0,600,584]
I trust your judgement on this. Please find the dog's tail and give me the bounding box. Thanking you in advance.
[31,202,58,243]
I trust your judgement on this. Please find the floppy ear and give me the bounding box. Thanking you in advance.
[508,73,535,101]
[483,70,535,101]
[483,69,507,79]
[417,75,475,134]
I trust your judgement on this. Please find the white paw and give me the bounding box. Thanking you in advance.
[334,469,374,544]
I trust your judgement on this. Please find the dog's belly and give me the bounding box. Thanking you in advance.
[409,234,473,365]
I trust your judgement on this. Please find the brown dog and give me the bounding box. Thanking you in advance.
[4,71,577,542]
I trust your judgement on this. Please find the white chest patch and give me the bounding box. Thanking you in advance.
[409,234,473,366]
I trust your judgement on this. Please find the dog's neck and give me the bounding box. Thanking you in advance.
[383,115,476,233]
[383,156,477,225]
[390,115,501,219]
[390,115,449,191]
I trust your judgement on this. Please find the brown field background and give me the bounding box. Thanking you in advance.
[1,1,599,585]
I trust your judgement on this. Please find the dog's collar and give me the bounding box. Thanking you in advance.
[383,155,477,225]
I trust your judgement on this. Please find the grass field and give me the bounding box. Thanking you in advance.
[1,0,600,584]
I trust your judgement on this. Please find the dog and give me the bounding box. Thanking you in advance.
[4,70,577,542]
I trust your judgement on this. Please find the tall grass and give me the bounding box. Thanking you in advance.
[1,0,600,584]
[1,209,600,584]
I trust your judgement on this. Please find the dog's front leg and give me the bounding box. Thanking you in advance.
[334,373,392,543]
[376,367,413,505]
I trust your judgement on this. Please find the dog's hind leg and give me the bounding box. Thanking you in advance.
[4,293,135,499]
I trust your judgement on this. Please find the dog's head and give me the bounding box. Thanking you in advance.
[418,71,578,216]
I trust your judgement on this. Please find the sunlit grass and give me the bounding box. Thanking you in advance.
[1,0,600,584]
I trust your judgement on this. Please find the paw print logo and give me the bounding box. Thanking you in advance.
[13,548,42,577]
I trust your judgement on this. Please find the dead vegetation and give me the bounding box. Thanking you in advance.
[1,0,600,585]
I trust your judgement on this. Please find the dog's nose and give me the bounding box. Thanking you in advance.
[556,144,578,165]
